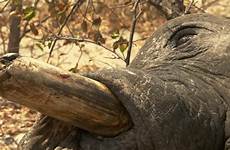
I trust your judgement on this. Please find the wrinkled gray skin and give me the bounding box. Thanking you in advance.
[20,14,230,150]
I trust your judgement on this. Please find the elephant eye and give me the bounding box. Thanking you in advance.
[169,27,198,48]
[176,34,195,46]
[168,26,213,49]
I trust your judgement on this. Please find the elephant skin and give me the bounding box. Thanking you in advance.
[19,13,230,150]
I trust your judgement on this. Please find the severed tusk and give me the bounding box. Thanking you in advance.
[0,56,132,136]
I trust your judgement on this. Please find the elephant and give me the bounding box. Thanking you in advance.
[1,13,230,150]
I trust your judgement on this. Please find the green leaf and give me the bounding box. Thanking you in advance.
[23,7,36,21]
[113,36,129,53]
[69,68,76,73]
[184,0,190,6]
[35,43,44,51]
[47,41,52,49]
[113,41,119,50]
[113,36,128,53]
[119,43,128,53]
[111,30,120,39]
[111,32,119,39]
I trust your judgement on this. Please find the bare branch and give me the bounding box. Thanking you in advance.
[20,15,51,39]
[0,29,6,53]
[73,45,84,72]
[19,0,40,40]
[125,0,142,66]
[184,0,195,14]
[7,0,22,53]
[47,0,85,62]
[48,35,126,61]
[0,0,10,13]
[108,0,148,9]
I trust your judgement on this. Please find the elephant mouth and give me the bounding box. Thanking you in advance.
[0,53,132,137]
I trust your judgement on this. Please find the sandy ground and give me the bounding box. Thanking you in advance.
[20,30,142,69]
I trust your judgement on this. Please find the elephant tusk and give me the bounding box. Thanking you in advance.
[0,55,132,136]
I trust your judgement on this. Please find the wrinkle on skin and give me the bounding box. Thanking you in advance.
[20,14,230,150]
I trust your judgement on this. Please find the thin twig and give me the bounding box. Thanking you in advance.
[108,0,147,9]
[184,0,195,14]
[84,0,90,17]
[20,15,51,40]
[20,0,40,40]
[78,9,93,23]
[133,36,149,42]
[193,0,222,13]
[74,46,84,71]
[39,23,57,35]
[125,0,141,66]
[66,23,84,71]
[89,0,95,12]
[0,30,6,53]
[78,0,92,23]
[0,0,10,13]
[48,35,125,61]
[47,0,85,62]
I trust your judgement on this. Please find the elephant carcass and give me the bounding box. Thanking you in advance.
[1,13,230,150]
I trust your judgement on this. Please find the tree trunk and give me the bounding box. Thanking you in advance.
[7,0,22,53]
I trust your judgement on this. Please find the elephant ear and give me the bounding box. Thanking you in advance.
[130,13,229,70]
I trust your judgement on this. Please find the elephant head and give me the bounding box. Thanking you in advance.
[1,13,230,150]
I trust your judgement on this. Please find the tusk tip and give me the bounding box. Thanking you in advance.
[0,53,19,65]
